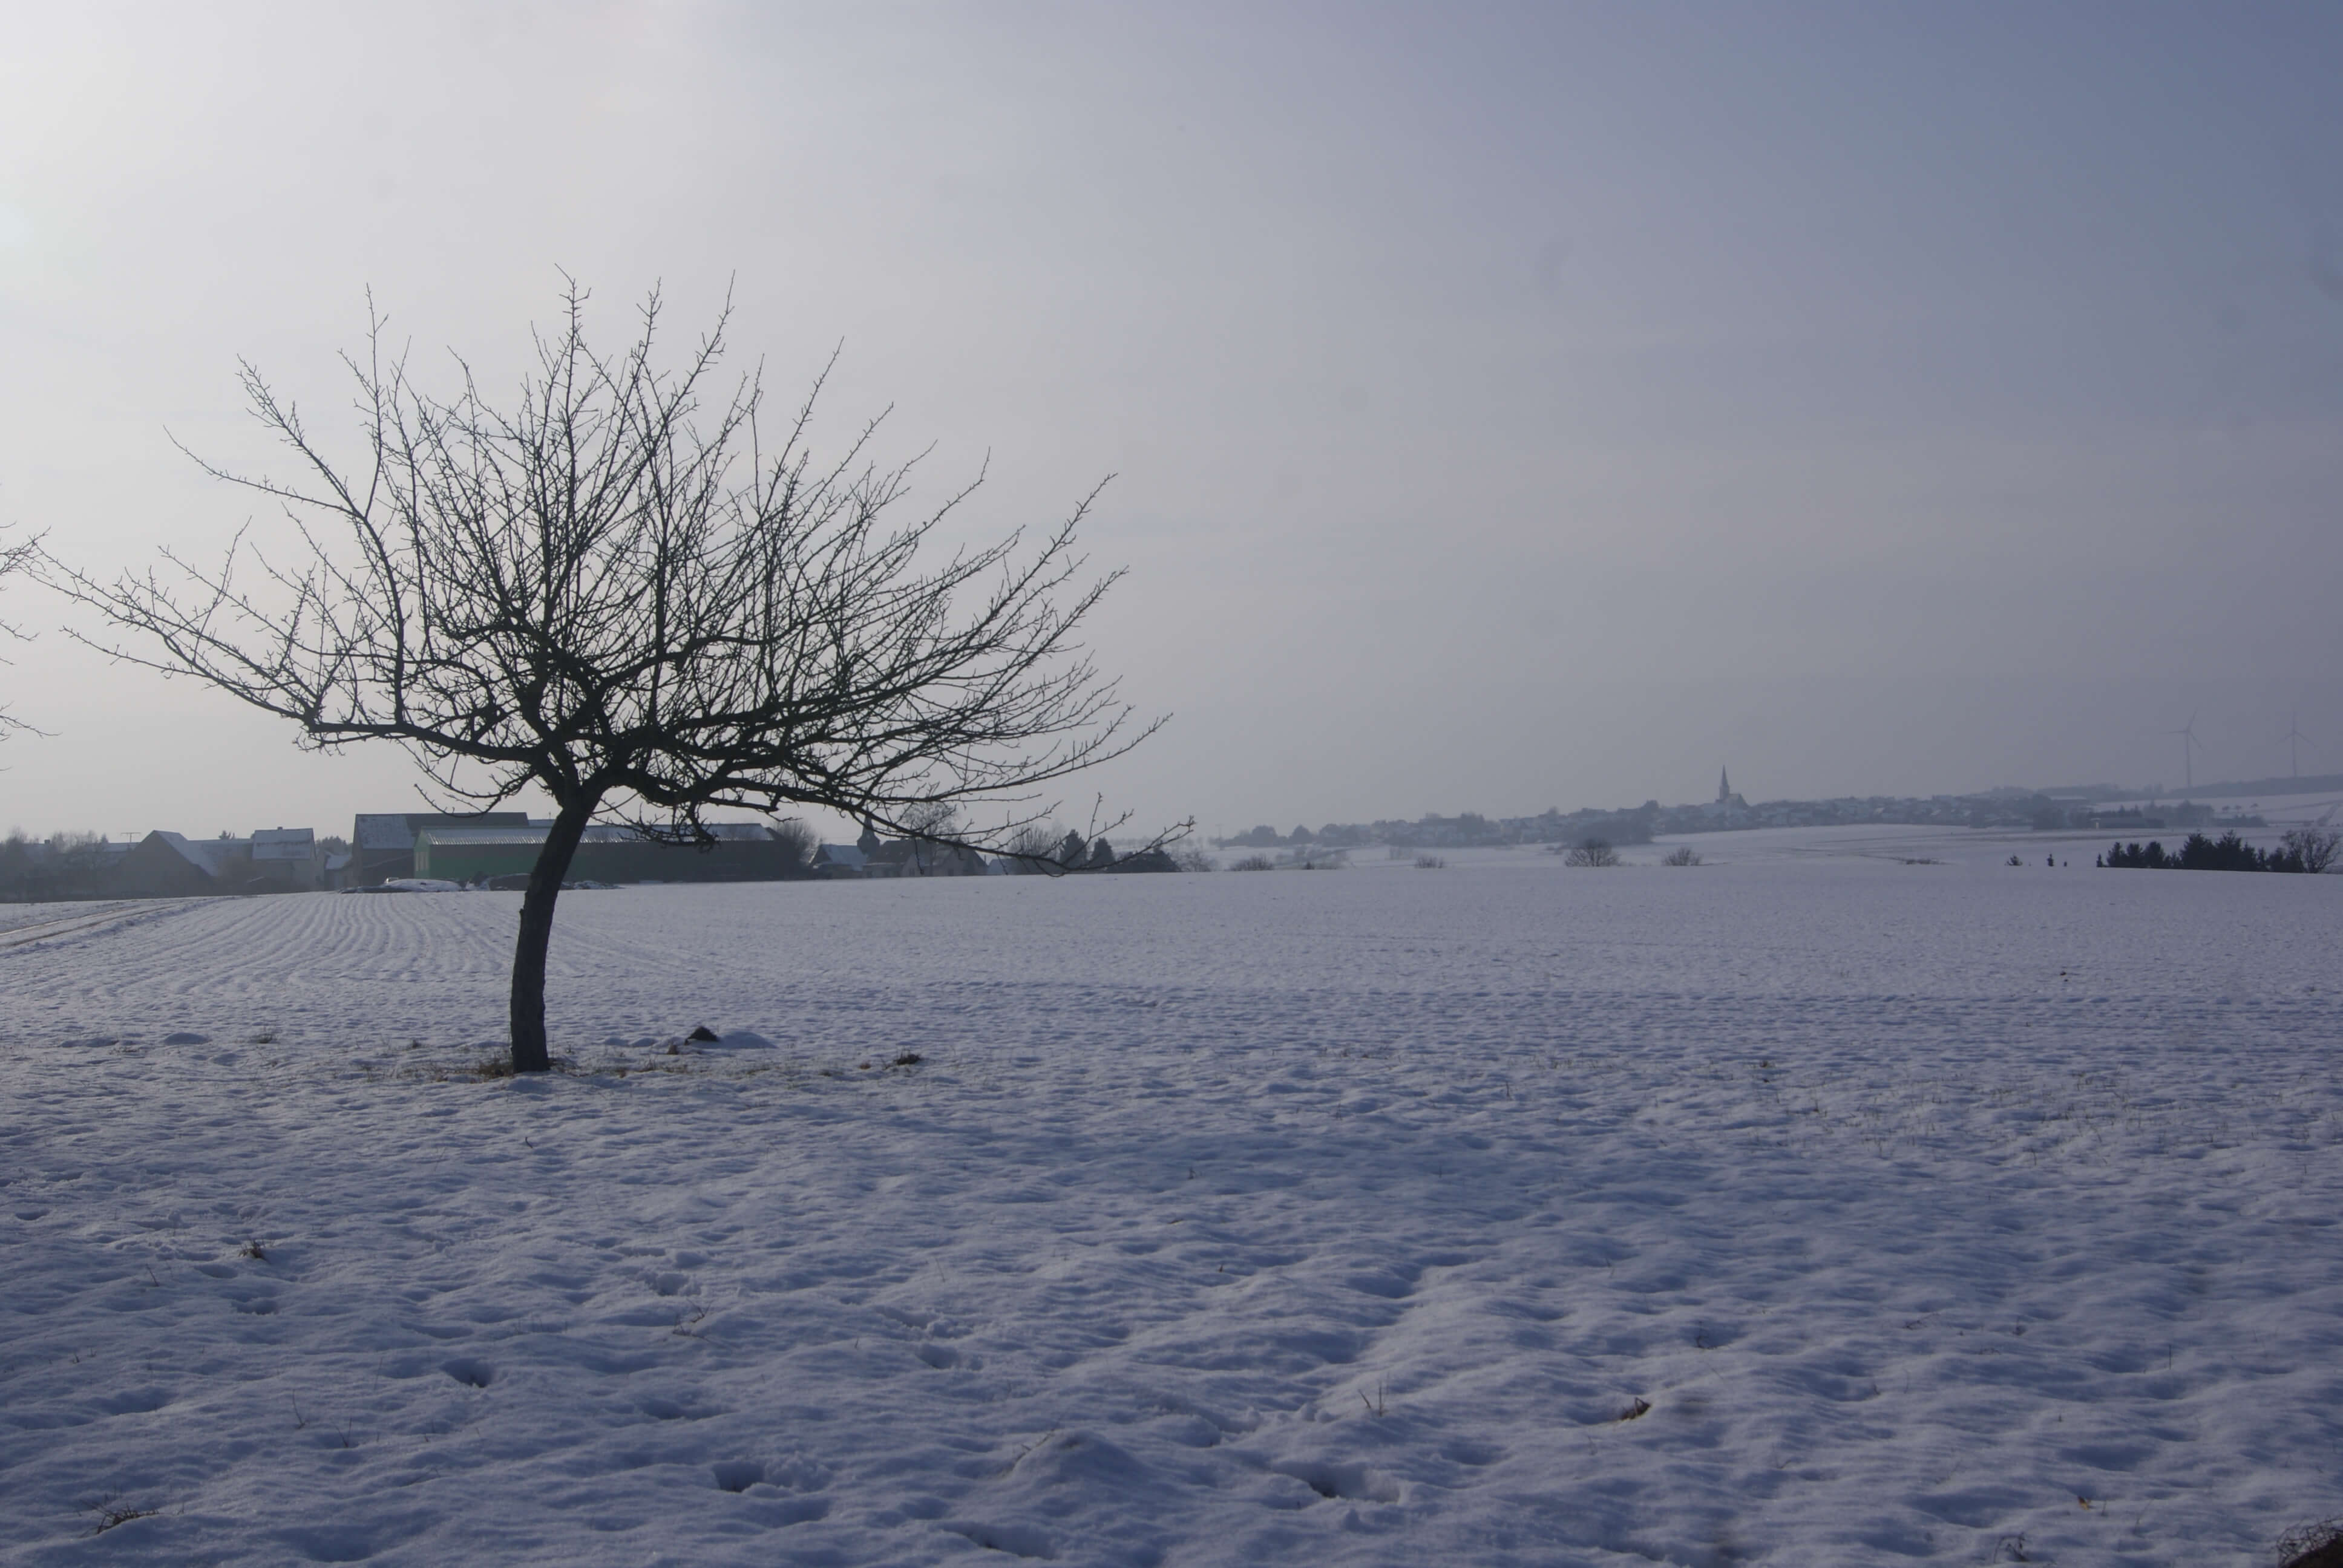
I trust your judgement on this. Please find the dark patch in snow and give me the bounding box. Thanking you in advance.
[442,1358,493,1388]
[637,1397,723,1422]
[98,1387,172,1416]
[1270,1459,1403,1503]
[949,1520,1056,1558]
[711,1460,762,1492]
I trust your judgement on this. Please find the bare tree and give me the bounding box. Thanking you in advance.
[1001,820,1061,873]
[2283,826,2341,874]
[49,284,1170,1070]
[897,801,983,875]
[0,524,39,742]
[1561,837,1621,867]
[766,818,818,877]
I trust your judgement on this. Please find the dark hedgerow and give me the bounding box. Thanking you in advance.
[2097,830,2328,873]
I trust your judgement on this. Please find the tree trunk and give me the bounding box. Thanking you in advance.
[509,798,597,1073]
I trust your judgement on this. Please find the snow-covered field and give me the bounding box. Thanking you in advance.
[4,831,2339,1566]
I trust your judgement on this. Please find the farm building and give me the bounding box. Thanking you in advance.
[106,832,226,898]
[350,813,532,886]
[108,828,326,897]
[410,822,811,884]
[249,828,323,890]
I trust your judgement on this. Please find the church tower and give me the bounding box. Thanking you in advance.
[1717,766,1732,806]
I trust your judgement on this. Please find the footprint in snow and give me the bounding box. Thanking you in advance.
[948,1521,1054,1559]
[711,1460,762,1492]
[1272,1459,1404,1503]
[442,1357,494,1388]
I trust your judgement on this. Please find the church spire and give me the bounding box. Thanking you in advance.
[1717,765,1732,805]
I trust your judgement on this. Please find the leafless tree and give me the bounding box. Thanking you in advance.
[897,801,983,875]
[1562,837,1621,867]
[48,283,1172,1070]
[992,802,1177,875]
[2283,826,2341,874]
[767,819,818,877]
[1001,821,1061,873]
[901,802,960,840]
[0,524,39,742]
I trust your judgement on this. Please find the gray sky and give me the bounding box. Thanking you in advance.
[4,2,2340,841]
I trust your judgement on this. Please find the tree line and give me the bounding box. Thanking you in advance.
[2099,828,2338,874]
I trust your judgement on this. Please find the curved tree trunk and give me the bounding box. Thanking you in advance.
[509,799,597,1073]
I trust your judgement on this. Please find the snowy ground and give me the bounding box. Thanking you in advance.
[3,831,2340,1566]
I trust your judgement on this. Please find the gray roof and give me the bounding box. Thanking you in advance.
[355,812,531,850]
[615,822,781,843]
[413,822,782,848]
[251,827,315,861]
[415,826,549,848]
[148,831,235,875]
[353,815,416,850]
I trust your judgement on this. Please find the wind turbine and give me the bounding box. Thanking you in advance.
[2165,713,2206,794]
[2282,711,2311,780]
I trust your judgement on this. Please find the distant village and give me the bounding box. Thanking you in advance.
[0,812,1173,903]
[1214,768,2288,852]
[5,768,2312,904]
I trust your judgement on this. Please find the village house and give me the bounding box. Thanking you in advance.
[812,825,990,880]
[108,832,246,898]
[249,828,323,890]
[811,840,879,879]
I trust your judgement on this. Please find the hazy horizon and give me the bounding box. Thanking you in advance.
[5,3,2340,844]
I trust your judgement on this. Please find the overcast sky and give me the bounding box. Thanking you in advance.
[4,2,2340,842]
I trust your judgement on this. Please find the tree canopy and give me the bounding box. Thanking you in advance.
[52,283,1169,1068]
